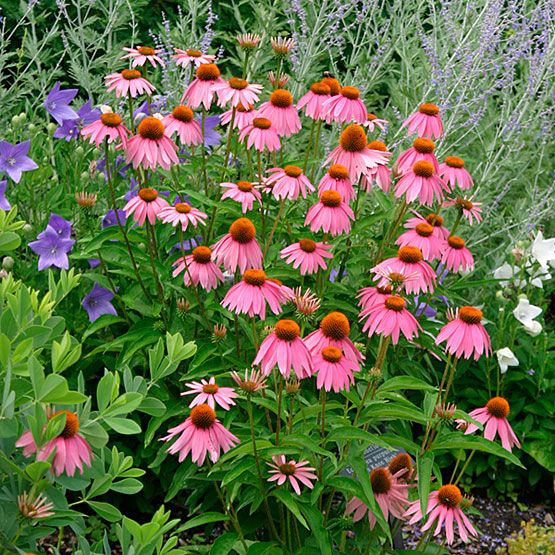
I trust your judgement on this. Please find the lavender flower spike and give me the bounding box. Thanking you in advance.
[0,140,39,183]
[29,225,75,270]
[44,82,79,125]
[82,283,117,322]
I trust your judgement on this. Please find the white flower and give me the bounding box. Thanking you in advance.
[523,320,542,336]
[513,297,542,336]
[531,230,555,268]
[527,264,552,289]
[496,347,519,374]
[493,263,523,287]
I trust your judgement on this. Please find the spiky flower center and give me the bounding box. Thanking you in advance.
[229,218,256,243]
[138,188,158,202]
[100,113,123,127]
[237,181,253,192]
[310,82,330,95]
[274,319,301,341]
[284,165,302,177]
[190,404,216,429]
[388,453,413,476]
[339,124,367,152]
[376,285,393,295]
[458,198,474,210]
[237,103,253,113]
[253,117,271,130]
[486,396,510,418]
[196,63,220,81]
[229,77,248,90]
[370,467,392,494]
[202,383,219,394]
[445,156,465,168]
[187,49,203,57]
[459,306,483,324]
[320,190,342,207]
[385,296,406,312]
[328,164,349,180]
[415,222,434,237]
[320,311,350,340]
[341,86,360,100]
[138,46,155,56]
[299,239,317,253]
[175,203,192,214]
[172,105,194,122]
[52,410,79,438]
[138,117,165,140]
[368,113,377,121]
[322,346,342,363]
[368,140,387,152]
[243,269,266,286]
[413,160,435,177]
[419,103,440,116]
[321,77,341,95]
[270,89,293,108]
[192,246,212,263]
[413,137,435,153]
[448,235,465,249]
[122,69,141,80]
[279,463,296,475]
[438,484,462,508]
[398,246,423,263]
[426,213,444,227]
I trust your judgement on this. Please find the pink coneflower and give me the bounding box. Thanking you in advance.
[270,36,296,56]
[162,105,203,146]
[325,124,389,182]
[357,284,392,311]
[257,89,301,137]
[105,69,155,98]
[360,140,392,192]
[313,346,359,392]
[267,455,317,495]
[231,368,267,394]
[461,397,520,452]
[363,112,388,133]
[221,269,288,320]
[265,165,314,201]
[16,410,92,477]
[305,311,363,363]
[405,212,450,241]
[396,222,444,261]
[268,70,290,89]
[280,239,333,275]
[173,246,224,292]
[221,181,262,213]
[402,103,443,139]
[291,287,321,316]
[297,82,331,120]
[81,109,130,148]
[441,235,474,272]
[253,319,313,378]
[346,467,410,529]
[395,160,447,206]
[322,86,368,124]
[221,103,255,129]
[359,295,421,344]
[435,306,491,360]
[405,484,478,545]
[18,491,55,519]
[158,201,207,231]
[444,197,483,225]
[388,453,415,481]
[181,63,224,110]
[122,45,165,68]
[318,164,355,202]
[181,377,238,410]
[396,137,439,174]
[212,77,263,108]
[305,190,354,237]
[125,116,179,170]
[237,33,262,50]
[372,246,436,294]
[162,404,239,465]
[212,218,263,273]
[239,117,281,152]
[174,48,216,68]
[439,156,473,190]
[124,187,169,226]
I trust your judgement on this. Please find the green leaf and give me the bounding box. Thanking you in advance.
[299,504,332,555]
[25,461,51,482]
[104,417,141,435]
[178,512,229,532]
[88,501,122,522]
[327,426,393,449]
[416,451,434,516]
[210,532,238,555]
[82,315,126,340]
[377,376,437,394]
[0,231,21,252]
[272,489,308,529]
[111,478,143,494]
[97,372,116,413]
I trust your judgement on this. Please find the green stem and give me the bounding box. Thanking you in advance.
[263,199,286,258]
[275,374,284,445]
[309,120,323,183]
[302,119,316,174]
[201,110,209,196]
[127,96,135,133]
[146,221,168,325]
[454,450,475,485]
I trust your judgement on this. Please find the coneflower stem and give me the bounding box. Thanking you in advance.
[263,199,286,257]
[201,110,209,196]
[442,357,459,403]
[211,478,248,550]
[127,96,135,133]
[454,449,475,485]
[275,374,284,445]
[309,120,323,183]
[146,222,168,325]
[220,107,236,181]
[449,211,463,237]
[303,119,316,174]
[318,388,327,484]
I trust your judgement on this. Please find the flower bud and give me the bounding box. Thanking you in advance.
[2,256,14,270]
[75,146,84,157]
[28,123,36,133]
[47,122,58,135]
[22,224,34,237]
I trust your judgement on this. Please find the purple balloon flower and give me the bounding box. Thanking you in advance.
[102,209,127,229]
[43,213,72,239]
[199,115,221,148]
[0,140,39,183]
[54,100,101,141]
[0,180,10,211]
[29,225,75,270]
[170,236,202,253]
[96,155,130,179]
[82,283,117,322]
[44,81,79,125]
